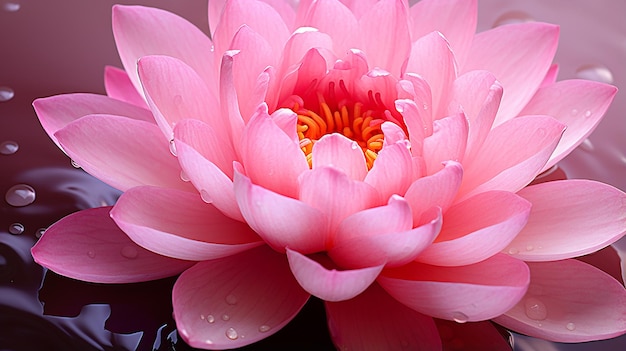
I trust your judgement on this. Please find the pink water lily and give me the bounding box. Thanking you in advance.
[31,0,626,349]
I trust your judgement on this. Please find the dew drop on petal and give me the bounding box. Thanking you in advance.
[566,322,576,331]
[451,311,468,324]
[200,190,211,203]
[576,64,614,84]
[507,247,519,255]
[87,250,96,259]
[180,170,190,182]
[584,110,592,118]
[121,245,138,259]
[206,314,215,323]
[225,327,238,340]
[525,245,534,251]
[70,159,81,168]
[35,227,46,238]
[0,86,14,101]
[258,325,271,333]
[351,142,358,150]
[8,223,24,235]
[168,139,177,156]
[221,314,230,321]
[570,108,579,116]
[524,297,547,321]
[0,140,19,155]
[5,184,36,207]
[493,11,533,27]
[225,294,237,305]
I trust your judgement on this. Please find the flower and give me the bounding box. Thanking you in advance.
[31,0,626,349]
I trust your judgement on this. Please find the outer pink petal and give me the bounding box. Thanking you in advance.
[422,112,468,175]
[300,0,358,56]
[112,5,216,96]
[312,133,367,181]
[540,63,559,88]
[241,106,309,198]
[359,0,410,76]
[111,186,262,261]
[434,319,512,351]
[459,115,565,199]
[417,191,531,266]
[299,166,381,233]
[33,93,154,150]
[326,283,442,351]
[494,260,626,342]
[330,198,441,268]
[138,55,220,140]
[55,114,192,192]
[410,0,477,68]
[104,66,148,108]
[234,170,328,253]
[379,254,529,321]
[504,180,626,261]
[404,161,463,226]
[364,142,414,200]
[286,249,383,302]
[520,80,618,171]
[405,31,458,120]
[463,23,559,125]
[210,0,296,35]
[31,207,193,283]
[173,246,309,349]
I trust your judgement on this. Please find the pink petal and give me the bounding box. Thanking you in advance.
[330,197,441,268]
[299,166,381,233]
[410,0,477,68]
[31,207,193,283]
[33,93,154,150]
[504,180,626,261]
[395,98,430,154]
[55,114,192,192]
[364,142,414,200]
[300,0,358,56]
[174,119,243,221]
[422,113,468,175]
[494,259,626,342]
[240,107,309,198]
[286,249,383,302]
[275,28,333,88]
[104,66,148,108]
[173,246,309,349]
[405,31,458,120]
[359,0,410,76]
[111,186,262,261]
[434,319,512,351]
[112,5,217,96]
[138,55,220,140]
[404,161,463,226]
[417,191,531,266]
[219,51,246,151]
[459,115,565,199]
[463,23,559,125]
[213,0,289,58]
[233,170,328,253]
[326,283,442,350]
[379,253,530,321]
[540,63,559,88]
[520,79,618,171]
[210,0,296,35]
[312,134,367,181]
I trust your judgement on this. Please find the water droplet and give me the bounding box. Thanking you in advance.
[493,11,533,27]
[258,325,271,333]
[422,103,429,110]
[87,250,96,259]
[5,184,36,207]
[8,223,24,235]
[225,294,237,305]
[225,327,238,340]
[351,142,358,150]
[206,315,215,323]
[0,86,14,101]
[524,297,547,321]
[3,2,20,11]
[180,170,190,181]
[70,159,81,168]
[584,110,592,118]
[576,64,614,84]
[169,139,177,156]
[0,140,18,155]
[221,314,230,321]
[566,322,576,331]
[35,227,46,238]
[121,245,138,259]
[570,108,579,116]
[200,190,211,203]
[579,138,595,152]
[451,311,468,323]
[525,245,534,251]
[507,247,519,255]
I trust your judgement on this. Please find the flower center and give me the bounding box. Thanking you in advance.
[289,93,388,170]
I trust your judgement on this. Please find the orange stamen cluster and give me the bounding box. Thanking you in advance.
[293,93,385,170]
